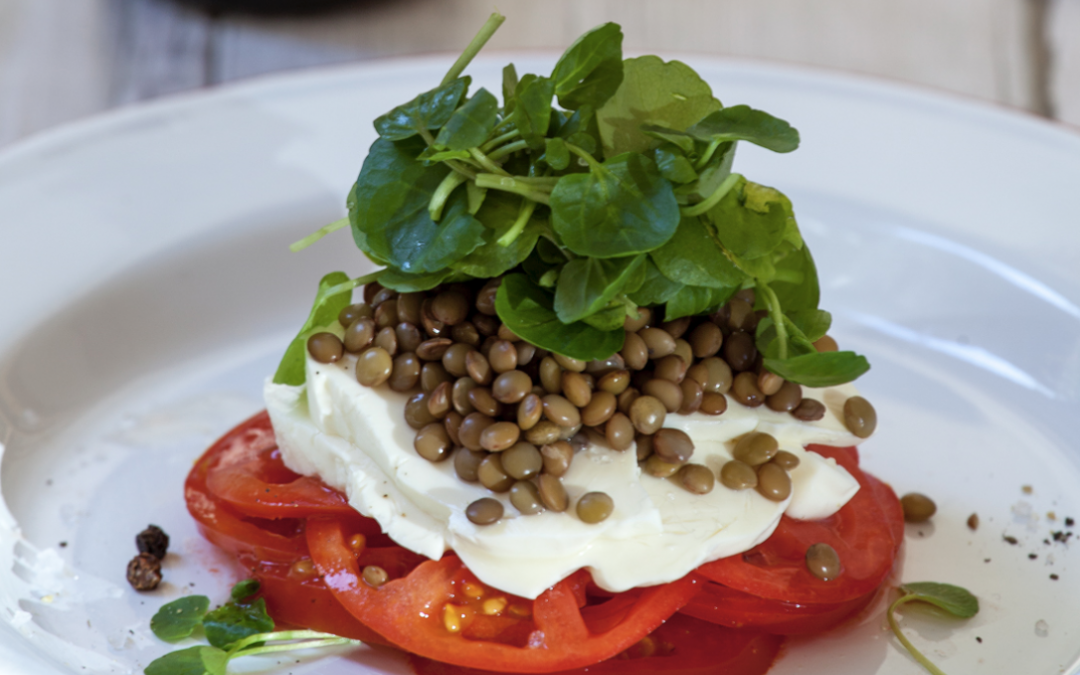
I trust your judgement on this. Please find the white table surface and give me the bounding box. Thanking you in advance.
[1,0,1079,152]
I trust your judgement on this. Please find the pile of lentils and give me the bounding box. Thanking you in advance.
[306,278,877,530]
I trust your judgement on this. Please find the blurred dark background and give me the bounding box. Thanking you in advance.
[0,0,1076,148]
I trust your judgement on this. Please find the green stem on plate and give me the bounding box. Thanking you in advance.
[887,595,950,675]
[441,13,506,86]
[289,217,348,252]
[681,172,740,217]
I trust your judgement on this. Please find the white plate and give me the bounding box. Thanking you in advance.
[0,53,1078,675]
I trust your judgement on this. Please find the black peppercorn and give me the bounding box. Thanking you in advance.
[126,553,162,591]
[136,525,169,559]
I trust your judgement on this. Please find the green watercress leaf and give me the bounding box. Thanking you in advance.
[203,598,275,649]
[434,88,498,151]
[230,579,260,603]
[502,63,519,114]
[686,105,799,153]
[554,254,646,323]
[351,138,485,273]
[374,77,470,141]
[544,137,570,171]
[684,140,736,201]
[764,351,870,387]
[665,284,736,321]
[272,271,352,386]
[650,215,746,289]
[512,75,555,149]
[452,192,544,278]
[550,152,679,258]
[708,177,795,261]
[581,303,629,331]
[551,22,624,110]
[145,645,228,675]
[596,55,721,157]
[899,582,980,619]
[417,147,472,163]
[150,596,210,643]
[652,144,698,184]
[768,243,819,311]
[377,268,459,293]
[496,274,624,360]
[626,258,683,306]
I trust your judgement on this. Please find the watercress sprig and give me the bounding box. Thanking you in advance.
[280,13,871,389]
[145,579,361,675]
[887,582,980,675]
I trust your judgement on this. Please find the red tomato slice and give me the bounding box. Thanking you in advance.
[305,517,700,673]
[680,577,877,634]
[695,445,903,605]
[408,613,783,675]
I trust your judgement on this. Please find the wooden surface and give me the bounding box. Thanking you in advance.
[0,0,1077,150]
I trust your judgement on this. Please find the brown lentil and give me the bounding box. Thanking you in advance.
[344,318,376,353]
[537,474,569,512]
[661,317,691,340]
[576,492,614,524]
[467,387,503,417]
[509,481,545,515]
[450,321,481,347]
[499,442,543,481]
[653,428,695,463]
[726,298,754,331]
[444,410,464,445]
[339,303,373,328]
[496,324,520,342]
[363,565,389,587]
[473,313,499,336]
[757,371,784,396]
[731,371,765,407]
[475,280,500,315]
[405,392,438,428]
[733,432,780,466]
[542,395,581,428]
[562,372,593,408]
[356,347,393,386]
[417,338,453,361]
[792,398,826,421]
[843,396,877,438]
[679,464,715,494]
[308,332,344,363]
[453,447,485,482]
[525,420,562,446]
[374,326,398,355]
[389,352,421,392]
[688,322,723,358]
[477,455,514,492]
[370,286,396,308]
[581,391,617,427]
[421,362,453,393]
[427,381,452,418]
[720,460,758,490]
[374,298,399,329]
[699,392,728,415]
[540,441,573,477]
[772,450,801,471]
[605,412,636,451]
[480,422,521,452]
[814,335,839,352]
[635,433,654,461]
[458,413,495,451]
[805,543,841,581]
[629,395,667,435]
[465,350,493,385]
[900,493,937,523]
[616,387,641,415]
[766,381,802,413]
[451,377,478,415]
[723,332,757,372]
[491,371,531,404]
[643,455,682,478]
[642,378,684,413]
[431,291,469,326]
[362,282,383,305]
[756,463,792,501]
[486,341,517,373]
[443,343,473,377]
[396,322,423,353]
[466,497,504,525]
[517,393,543,430]
[673,339,694,369]
[396,293,423,325]
[415,423,452,461]
[678,378,704,414]
[623,307,652,332]
[639,327,677,359]
[691,357,733,394]
[653,355,687,384]
[539,356,563,394]
[621,331,649,370]
[598,370,631,395]
[516,342,537,367]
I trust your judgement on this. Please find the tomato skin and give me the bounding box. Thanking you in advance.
[408,613,784,675]
[305,517,701,674]
[694,445,903,605]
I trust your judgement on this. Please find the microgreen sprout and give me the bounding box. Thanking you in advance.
[887,582,980,675]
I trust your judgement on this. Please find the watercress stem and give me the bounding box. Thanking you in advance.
[497,198,538,247]
[440,13,506,86]
[480,129,521,153]
[681,172,741,217]
[564,143,603,172]
[475,174,552,205]
[887,595,950,675]
[695,139,722,170]
[233,638,360,659]
[290,217,348,252]
[758,282,788,360]
[487,139,529,162]
[429,172,469,220]
[227,630,339,655]
[469,147,510,176]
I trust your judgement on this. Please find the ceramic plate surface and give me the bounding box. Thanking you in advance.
[0,53,1078,675]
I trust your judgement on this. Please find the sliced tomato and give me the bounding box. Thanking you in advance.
[408,613,783,675]
[694,445,903,605]
[305,517,700,673]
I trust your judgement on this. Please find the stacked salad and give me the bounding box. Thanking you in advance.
[147,14,979,675]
